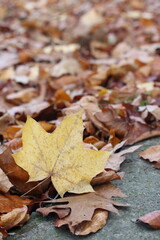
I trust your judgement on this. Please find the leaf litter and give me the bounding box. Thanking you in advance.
[0,0,160,238]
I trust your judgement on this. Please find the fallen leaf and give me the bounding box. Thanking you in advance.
[0,147,50,195]
[50,58,82,78]
[95,108,130,138]
[53,89,72,106]
[0,206,29,230]
[0,52,19,70]
[145,105,160,121]
[79,8,104,28]
[70,210,109,235]
[91,170,124,185]
[37,183,127,232]
[0,114,13,132]
[7,99,50,117]
[0,147,29,188]
[138,211,160,229]
[107,145,141,171]
[139,145,160,168]
[5,138,22,151]
[137,82,154,91]
[0,147,47,196]
[6,88,38,105]
[95,108,160,145]
[2,125,22,140]
[75,8,104,36]
[129,130,160,145]
[0,168,13,193]
[50,75,79,89]
[0,193,31,213]
[13,112,110,197]
[54,44,80,53]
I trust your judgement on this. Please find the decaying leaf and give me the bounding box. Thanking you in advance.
[137,211,160,229]
[13,112,110,197]
[37,183,127,235]
[139,145,160,168]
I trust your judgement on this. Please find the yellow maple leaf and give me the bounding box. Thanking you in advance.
[13,112,110,197]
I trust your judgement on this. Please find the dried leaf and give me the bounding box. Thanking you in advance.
[7,99,50,117]
[106,145,141,171]
[95,108,130,138]
[13,112,110,197]
[95,108,160,145]
[2,125,22,140]
[138,211,160,229]
[0,114,13,132]
[70,210,109,235]
[91,170,124,185]
[5,138,22,151]
[6,88,38,105]
[0,206,29,230]
[0,52,19,70]
[0,148,46,195]
[0,193,31,213]
[0,147,29,189]
[37,183,127,230]
[139,145,160,168]
[146,105,160,120]
[50,58,82,78]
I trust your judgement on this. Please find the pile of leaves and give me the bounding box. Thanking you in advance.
[0,0,160,238]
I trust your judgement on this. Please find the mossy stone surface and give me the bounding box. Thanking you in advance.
[7,137,160,240]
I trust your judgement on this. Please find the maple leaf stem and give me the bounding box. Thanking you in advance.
[21,176,51,198]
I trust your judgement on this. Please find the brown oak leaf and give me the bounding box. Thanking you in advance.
[37,183,127,235]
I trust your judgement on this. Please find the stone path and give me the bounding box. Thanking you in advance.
[7,137,160,240]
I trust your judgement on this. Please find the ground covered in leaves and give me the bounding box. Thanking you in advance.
[0,0,160,239]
